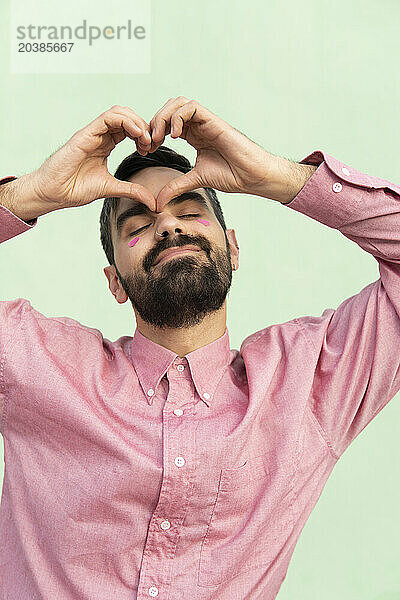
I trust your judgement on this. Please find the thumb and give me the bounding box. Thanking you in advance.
[103,176,156,212]
[156,169,202,212]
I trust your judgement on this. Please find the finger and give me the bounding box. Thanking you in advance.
[170,102,199,138]
[103,114,151,157]
[89,107,152,153]
[109,130,127,146]
[103,176,156,212]
[114,106,151,135]
[147,139,159,154]
[149,96,185,132]
[149,96,190,148]
[170,113,185,138]
[149,115,171,149]
[110,105,152,141]
[84,106,147,143]
[112,106,153,150]
[104,114,152,148]
[151,102,197,154]
[156,169,202,212]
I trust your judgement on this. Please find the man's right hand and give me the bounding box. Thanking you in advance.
[1,106,157,219]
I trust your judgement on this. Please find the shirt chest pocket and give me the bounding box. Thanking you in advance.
[197,454,295,588]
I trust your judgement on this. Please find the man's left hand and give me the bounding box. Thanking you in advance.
[148,96,307,211]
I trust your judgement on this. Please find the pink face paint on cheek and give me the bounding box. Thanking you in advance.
[128,236,140,247]
[197,219,210,226]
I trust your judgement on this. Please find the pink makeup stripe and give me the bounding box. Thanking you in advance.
[197,219,210,226]
[128,237,140,247]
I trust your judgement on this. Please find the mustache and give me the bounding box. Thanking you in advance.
[143,234,213,272]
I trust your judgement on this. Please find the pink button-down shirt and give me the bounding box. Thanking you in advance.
[1,150,400,600]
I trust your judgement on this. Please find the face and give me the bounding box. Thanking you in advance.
[104,167,240,329]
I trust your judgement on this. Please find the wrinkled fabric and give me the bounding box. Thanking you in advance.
[0,150,399,599]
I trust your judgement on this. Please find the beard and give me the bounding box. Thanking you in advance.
[115,233,233,329]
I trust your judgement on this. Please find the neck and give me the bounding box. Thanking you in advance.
[135,302,227,357]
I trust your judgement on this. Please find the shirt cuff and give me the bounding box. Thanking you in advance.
[283,150,400,230]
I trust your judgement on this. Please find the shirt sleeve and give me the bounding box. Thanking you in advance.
[0,175,37,431]
[284,150,400,458]
[0,298,31,434]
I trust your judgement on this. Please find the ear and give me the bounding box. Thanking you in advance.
[103,265,129,304]
[225,228,239,271]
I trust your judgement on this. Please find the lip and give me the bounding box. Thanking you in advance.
[154,245,202,266]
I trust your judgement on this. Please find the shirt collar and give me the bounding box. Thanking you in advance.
[130,327,232,407]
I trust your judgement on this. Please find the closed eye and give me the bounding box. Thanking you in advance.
[128,214,201,237]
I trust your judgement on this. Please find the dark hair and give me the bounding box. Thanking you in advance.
[99,145,227,266]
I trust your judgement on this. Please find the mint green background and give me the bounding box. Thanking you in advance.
[1,1,399,597]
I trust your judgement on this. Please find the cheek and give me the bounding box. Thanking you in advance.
[197,218,210,226]
[128,236,140,248]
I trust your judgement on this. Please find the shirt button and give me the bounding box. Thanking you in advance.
[341,167,350,175]
[175,456,185,467]
[160,519,171,530]
[148,585,159,597]
[173,408,184,416]
[147,388,154,397]
[203,392,210,400]
[332,182,342,193]
[177,364,185,372]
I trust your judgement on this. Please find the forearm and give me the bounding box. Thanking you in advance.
[0,174,59,222]
[279,161,318,205]
[255,156,318,205]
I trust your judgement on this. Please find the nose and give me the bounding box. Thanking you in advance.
[153,212,187,239]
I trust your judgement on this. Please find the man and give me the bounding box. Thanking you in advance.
[0,97,399,600]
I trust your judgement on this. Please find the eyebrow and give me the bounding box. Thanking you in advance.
[115,191,210,237]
